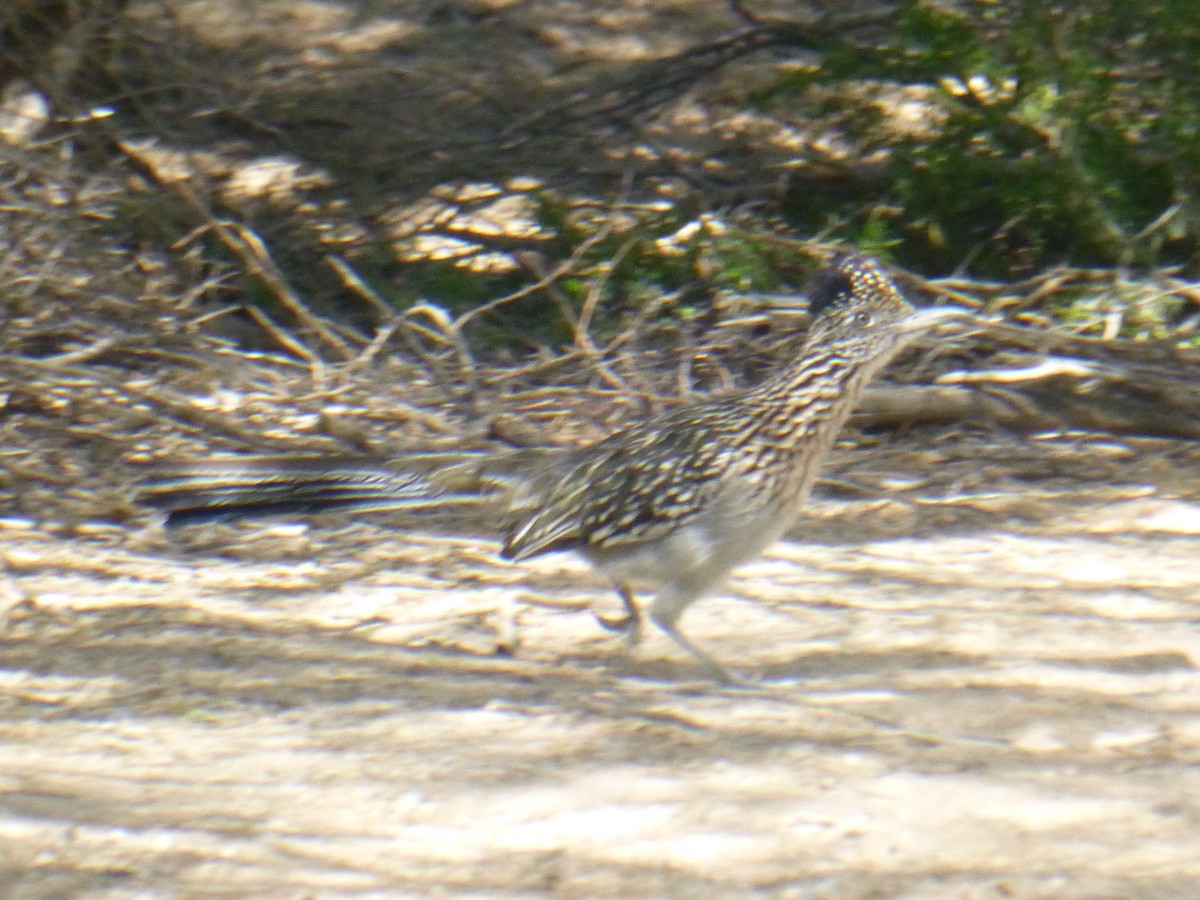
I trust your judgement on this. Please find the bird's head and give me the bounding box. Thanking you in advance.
[805,252,964,352]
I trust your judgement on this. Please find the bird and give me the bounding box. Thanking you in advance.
[142,253,963,682]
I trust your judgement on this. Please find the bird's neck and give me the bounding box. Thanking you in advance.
[745,338,902,458]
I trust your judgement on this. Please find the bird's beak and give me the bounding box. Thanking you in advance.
[901,305,974,333]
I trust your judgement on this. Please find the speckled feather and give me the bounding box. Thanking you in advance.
[143,253,955,680]
[501,253,921,564]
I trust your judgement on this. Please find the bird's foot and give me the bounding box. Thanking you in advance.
[595,610,644,648]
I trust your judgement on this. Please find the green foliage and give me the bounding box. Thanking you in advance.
[409,259,517,313]
[778,0,1200,277]
[399,192,791,351]
[387,0,1200,344]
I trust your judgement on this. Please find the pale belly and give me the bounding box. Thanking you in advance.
[581,503,795,595]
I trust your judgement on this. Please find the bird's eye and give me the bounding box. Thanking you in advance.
[854,311,875,327]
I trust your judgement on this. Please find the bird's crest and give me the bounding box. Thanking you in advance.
[808,253,903,318]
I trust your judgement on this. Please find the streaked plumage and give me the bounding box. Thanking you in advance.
[143,253,962,681]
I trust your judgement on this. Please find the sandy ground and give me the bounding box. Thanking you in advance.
[2,1,1199,896]
[2,437,1200,898]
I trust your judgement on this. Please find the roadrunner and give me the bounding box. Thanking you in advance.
[144,253,961,682]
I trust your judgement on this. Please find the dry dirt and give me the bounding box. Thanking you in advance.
[3,1,1200,898]
[3,435,1200,898]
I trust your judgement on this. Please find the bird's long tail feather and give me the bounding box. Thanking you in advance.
[140,451,530,526]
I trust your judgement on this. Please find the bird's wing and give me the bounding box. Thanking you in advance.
[501,403,744,560]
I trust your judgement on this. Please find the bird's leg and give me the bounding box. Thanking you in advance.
[648,587,736,684]
[595,582,643,647]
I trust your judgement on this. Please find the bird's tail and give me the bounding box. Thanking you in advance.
[140,451,532,527]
